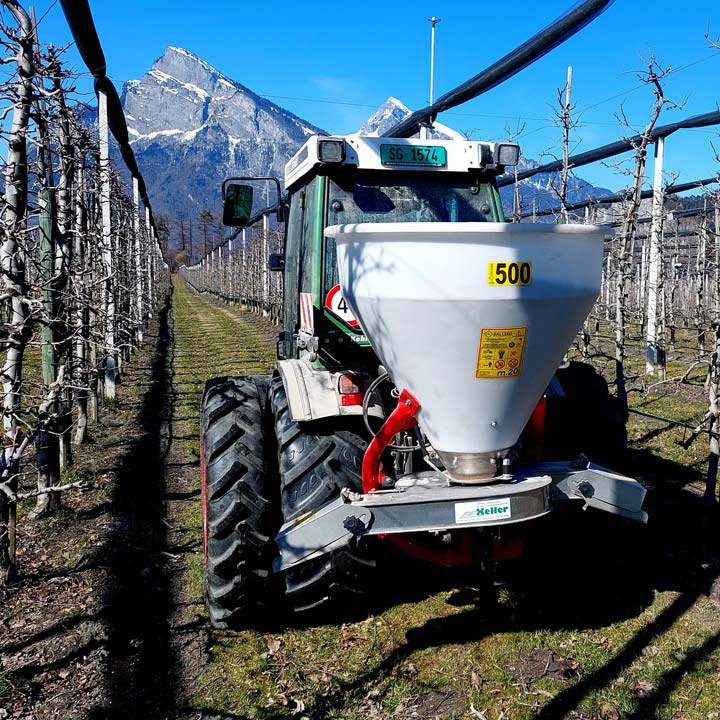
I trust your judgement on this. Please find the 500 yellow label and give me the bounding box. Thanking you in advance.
[488,261,532,286]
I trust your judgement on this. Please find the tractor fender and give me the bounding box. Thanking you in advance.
[276,358,383,423]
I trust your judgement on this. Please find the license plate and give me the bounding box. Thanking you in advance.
[380,144,447,167]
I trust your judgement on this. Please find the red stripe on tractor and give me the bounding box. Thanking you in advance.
[300,292,314,333]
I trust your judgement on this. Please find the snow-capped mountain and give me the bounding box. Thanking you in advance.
[119,48,610,240]
[358,96,464,140]
[121,46,322,221]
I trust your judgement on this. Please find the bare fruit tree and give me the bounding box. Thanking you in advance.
[0,1,166,580]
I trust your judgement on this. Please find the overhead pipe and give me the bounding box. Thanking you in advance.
[520,176,720,219]
[384,0,615,138]
[499,109,720,187]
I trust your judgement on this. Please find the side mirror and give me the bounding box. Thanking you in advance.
[222,183,253,227]
[269,253,285,272]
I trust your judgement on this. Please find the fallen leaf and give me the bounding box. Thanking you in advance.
[634,680,655,697]
[291,699,306,715]
[403,662,418,678]
[264,636,281,657]
[599,702,620,720]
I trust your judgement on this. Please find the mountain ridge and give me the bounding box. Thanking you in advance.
[118,47,612,246]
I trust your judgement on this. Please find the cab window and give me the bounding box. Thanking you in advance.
[323,170,502,292]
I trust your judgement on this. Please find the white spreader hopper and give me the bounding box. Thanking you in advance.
[326,222,607,483]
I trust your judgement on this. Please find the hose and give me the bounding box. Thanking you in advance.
[362,372,420,452]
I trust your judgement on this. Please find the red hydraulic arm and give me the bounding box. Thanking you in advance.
[361,388,421,493]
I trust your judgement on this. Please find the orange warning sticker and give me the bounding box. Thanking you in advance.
[475,327,527,379]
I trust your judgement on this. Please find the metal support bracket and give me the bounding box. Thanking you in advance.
[273,457,647,572]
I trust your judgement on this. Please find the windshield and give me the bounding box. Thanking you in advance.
[327,170,502,225]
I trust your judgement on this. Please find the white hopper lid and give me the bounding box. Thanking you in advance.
[327,222,607,476]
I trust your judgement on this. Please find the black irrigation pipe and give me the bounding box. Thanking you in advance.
[385,0,614,138]
[518,177,719,219]
[584,335,710,354]
[628,408,720,440]
[58,0,158,240]
[499,112,720,188]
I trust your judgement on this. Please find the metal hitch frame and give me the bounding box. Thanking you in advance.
[273,457,647,572]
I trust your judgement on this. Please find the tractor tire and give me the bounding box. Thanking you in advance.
[270,375,377,615]
[201,375,279,628]
[543,360,627,466]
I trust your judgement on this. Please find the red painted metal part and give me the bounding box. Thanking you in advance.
[364,389,539,566]
[487,528,527,561]
[361,388,421,493]
[387,531,475,567]
[525,395,547,462]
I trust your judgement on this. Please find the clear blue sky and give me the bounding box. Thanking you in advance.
[30,0,720,192]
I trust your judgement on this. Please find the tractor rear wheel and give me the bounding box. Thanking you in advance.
[201,375,279,628]
[543,360,627,466]
[270,376,377,615]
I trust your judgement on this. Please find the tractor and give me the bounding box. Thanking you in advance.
[199,132,646,628]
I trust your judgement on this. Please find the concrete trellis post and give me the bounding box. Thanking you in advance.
[98,88,116,399]
[143,205,151,318]
[241,228,247,307]
[646,136,665,377]
[263,213,270,316]
[133,177,144,344]
[228,237,234,300]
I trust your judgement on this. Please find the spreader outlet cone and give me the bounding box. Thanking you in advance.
[327,222,606,483]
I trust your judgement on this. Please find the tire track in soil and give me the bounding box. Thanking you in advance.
[92,287,177,719]
[92,273,274,718]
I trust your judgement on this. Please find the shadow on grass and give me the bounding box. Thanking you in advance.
[623,446,706,489]
[270,446,720,719]
[88,285,179,719]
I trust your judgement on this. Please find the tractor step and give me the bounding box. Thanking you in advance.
[273,458,647,571]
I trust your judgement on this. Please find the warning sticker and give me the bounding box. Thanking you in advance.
[475,327,527,379]
[325,284,359,327]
